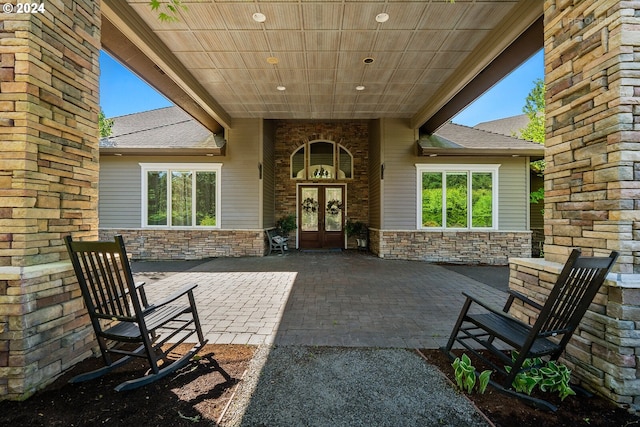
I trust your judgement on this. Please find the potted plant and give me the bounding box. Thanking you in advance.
[345,219,368,250]
[276,214,296,238]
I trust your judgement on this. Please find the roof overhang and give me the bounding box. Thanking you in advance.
[100,1,542,133]
[417,134,544,159]
[413,9,543,133]
[101,0,230,134]
[417,146,544,159]
[100,145,226,157]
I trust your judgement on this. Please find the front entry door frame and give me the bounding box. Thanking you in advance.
[297,183,346,250]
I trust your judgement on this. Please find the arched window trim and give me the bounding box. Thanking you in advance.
[290,145,306,179]
[337,144,354,179]
[290,140,353,180]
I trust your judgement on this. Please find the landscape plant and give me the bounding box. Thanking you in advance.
[276,214,296,237]
[506,352,576,400]
[345,219,367,237]
[451,353,491,394]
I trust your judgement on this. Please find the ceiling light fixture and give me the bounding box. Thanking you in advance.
[266,57,279,65]
[363,57,374,64]
[356,85,365,91]
[252,12,266,23]
[375,13,389,23]
[277,85,286,91]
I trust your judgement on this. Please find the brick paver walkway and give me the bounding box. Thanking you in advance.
[137,251,508,348]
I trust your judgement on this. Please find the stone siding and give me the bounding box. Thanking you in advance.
[543,0,638,272]
[99,229,264,260]
[0,263,94,399]
[509,257,640,411]
[273,120,369,248]
[538,0,640,411]
[373,230,532,265]
[0,1,100,399]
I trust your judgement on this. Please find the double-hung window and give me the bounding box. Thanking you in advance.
[140,163,221,228]
[416,164,499,230]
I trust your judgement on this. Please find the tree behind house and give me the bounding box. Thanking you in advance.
[98,109,114,138]
[520,78,545,144]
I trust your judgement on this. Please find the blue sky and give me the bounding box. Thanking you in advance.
[99,49,543,127]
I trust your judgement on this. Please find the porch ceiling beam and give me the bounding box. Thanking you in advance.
[412,1,543,133]
[101,0,231,133]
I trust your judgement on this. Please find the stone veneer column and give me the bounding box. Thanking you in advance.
[544,0,638,270]
[507,0,640,411]
[0,2,100,399]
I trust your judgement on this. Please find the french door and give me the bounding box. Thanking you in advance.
[298,185,345,249]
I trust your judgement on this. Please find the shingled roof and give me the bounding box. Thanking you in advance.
[473,114,530,138]
[418,121,543,157]
[100,108,542,158]
[100,106,225,156]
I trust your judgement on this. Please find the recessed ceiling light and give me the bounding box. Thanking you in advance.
[266,57,279,65]
[375,13,389,23]
[363,57,374,64]
[277,85,286,91]
[252,12,266,23]
[356,85,365,91]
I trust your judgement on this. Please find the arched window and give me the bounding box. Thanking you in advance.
[290,141,353,180]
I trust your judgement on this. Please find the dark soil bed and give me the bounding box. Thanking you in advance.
[1,345,639,426]
[420,348,640,427]
[0,344,254,426]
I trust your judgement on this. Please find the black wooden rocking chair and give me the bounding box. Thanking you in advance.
[65,235,231,391]
[442,248,618,411]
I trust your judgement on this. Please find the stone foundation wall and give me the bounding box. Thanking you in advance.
[509,257,639,412]
[372,230,532,265]
[0,263,94,399]
[99,229,264,260]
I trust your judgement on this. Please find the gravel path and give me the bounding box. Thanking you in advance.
[221,345,489,427]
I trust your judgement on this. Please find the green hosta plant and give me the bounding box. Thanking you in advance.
[539,360,576,400]
[506,352,576,400]
[452,353,491,394]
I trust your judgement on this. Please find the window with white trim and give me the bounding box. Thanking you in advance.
[416,164,499,230]
[140,163,221,228]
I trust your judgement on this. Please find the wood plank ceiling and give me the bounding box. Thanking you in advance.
[103,0,542,131]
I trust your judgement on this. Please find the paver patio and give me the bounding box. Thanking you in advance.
[138,251,509,348]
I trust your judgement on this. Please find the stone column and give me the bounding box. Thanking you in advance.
[0,1,100,399]
[507,0,640,411]
[544,0,637,272]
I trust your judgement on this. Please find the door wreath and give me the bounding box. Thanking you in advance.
[301,197,319,213]
[326,199,343,215]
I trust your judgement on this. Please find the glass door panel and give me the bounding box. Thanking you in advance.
[298,185,345,249]
[301,187,319,232]
[325,187,343,232]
